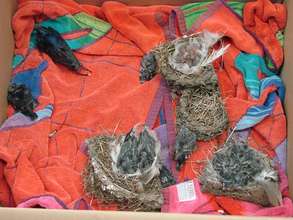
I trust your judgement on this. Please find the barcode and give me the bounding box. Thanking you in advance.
[176,180,196,202]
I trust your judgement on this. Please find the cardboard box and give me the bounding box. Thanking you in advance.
[0,0,292,219]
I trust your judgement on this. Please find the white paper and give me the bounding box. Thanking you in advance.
[176,180,196,202]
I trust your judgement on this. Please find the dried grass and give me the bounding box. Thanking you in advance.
[199,137,281,206]
[176,86,228,141]
[83,135,163,211]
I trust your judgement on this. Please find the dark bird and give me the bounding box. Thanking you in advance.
[159,165,176,188]
[174,127,197,170]
[139,52,157,83]
[35,26,91,76]
[7,83,38,120]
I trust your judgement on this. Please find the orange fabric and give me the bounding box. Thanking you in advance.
[0,0,174,209]
[243,0,287,69]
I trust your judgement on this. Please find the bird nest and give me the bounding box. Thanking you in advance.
[83,126,163,211]
[176,86,228,141]
[149,31,228,90]
[199,137,282,207]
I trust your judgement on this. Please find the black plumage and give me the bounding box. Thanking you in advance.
[116,127,157,175]
[174,127,197,170]
[7,83,38,120]
[139,52,157,83]
[35,26,90,75]
[159,165,176,188]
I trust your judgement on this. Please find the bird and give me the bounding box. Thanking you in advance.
[35,25,91,76]
[7,83,38,120]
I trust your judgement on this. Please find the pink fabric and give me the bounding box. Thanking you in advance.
[161,179,221,214]
[17,195,65,209]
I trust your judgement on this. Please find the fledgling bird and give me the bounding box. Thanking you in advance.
[174,127,197,170]
[7,83,38,120]
[35,26,91,76]
[139,52,157,83]
[159,165,176,188]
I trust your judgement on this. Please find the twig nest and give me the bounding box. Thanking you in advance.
[83,125,163,211]
[176,86,228,141]
[199,137,282,207]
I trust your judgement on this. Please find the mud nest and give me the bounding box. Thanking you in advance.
[199,137,282,207]
[176,86,228,141]
[83,127,164,211]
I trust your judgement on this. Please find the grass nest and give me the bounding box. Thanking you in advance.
[152,38,218,91]
[83,135,163,211]
[199,137,282,207]
[176,86,228,141]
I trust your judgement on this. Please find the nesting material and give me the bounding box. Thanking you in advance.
[148,31,229,90]
[176,87,228,141]
[83,125,163,211]
[199,137,282,207]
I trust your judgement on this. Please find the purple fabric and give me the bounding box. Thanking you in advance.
[0,104,53,131]
[73,198,91,210]
[155,124,171,170]
[237,129,251,140]
[274,139,287,172]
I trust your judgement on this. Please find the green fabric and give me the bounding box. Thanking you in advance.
[181,1,245,31]
[235,53,276,98]
[30,12,111,50]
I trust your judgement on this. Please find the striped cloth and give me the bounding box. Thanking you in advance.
[235,53,276,98]
[236,75,284,130]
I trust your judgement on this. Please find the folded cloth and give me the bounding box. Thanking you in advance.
[235,53,276,98]
[243,0,287,70]
[235,75,285,130]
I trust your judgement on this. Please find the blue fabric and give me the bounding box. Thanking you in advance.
[236,75,285,130]
[159,108,166,125]
[235,53,276,98]
[11,61,48,99]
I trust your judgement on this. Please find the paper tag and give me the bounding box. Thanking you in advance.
[176,180,196,202]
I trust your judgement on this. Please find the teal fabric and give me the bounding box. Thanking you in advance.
[235,53,276,98]
[13,12,111,69]
[12,55,25,69]
[30,12,111,50]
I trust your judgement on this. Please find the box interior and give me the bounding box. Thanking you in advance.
[0,0,292,219]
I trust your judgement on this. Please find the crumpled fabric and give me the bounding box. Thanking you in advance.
[235,75,285,130]
[235,53,276,98]
[243,0,287,70]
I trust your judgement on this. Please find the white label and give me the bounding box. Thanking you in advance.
[176,180,196,202]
